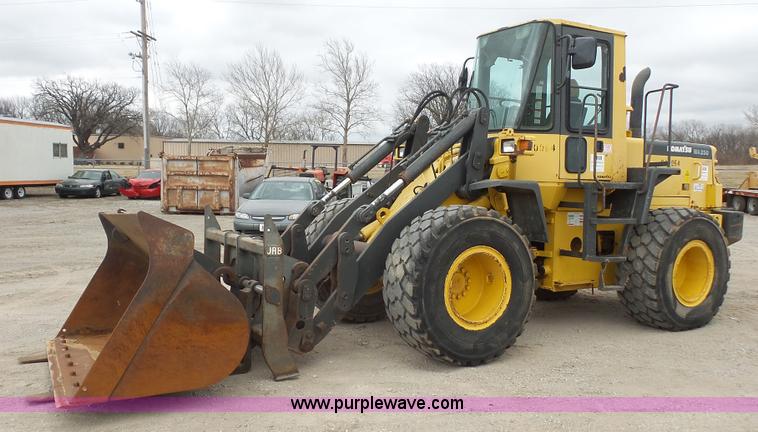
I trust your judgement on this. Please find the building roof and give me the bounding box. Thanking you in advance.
[0,116,71,131]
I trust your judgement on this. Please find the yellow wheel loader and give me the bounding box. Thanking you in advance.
[27,19,744,407]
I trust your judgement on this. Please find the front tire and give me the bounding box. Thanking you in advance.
[93,187,102,198]
[383,206,536,365]
[618,208,730,331]
[1,187,13,200]
[13,186,26,199]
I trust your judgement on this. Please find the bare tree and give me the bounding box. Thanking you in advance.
[671,119,710,143]
[227,46,304,144]
[163,61,222,153]
[149,109,183,137]
[34,77,140,156]
[207,105,232,140]
[316,38,379,164]
[226,100,262,141]
[0,96,35,119]
[745,105,758,128]
[394,63,458,125]
[282,110,336,141]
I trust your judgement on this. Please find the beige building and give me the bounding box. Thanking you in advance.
[86,135,165,162]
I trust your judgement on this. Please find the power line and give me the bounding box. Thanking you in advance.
[0,33,125,44]
[212,0,758,10]
[0,0,90,6]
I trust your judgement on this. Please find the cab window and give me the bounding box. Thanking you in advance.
[520,35,553,129]
[568,43,609,131]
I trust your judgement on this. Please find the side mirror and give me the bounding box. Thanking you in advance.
[565,136,587,174]
[571,37,597,70]
[242,192,251,199]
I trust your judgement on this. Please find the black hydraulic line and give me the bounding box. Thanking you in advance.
[357,111,479,222]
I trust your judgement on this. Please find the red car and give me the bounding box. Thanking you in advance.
[119,169,161,199]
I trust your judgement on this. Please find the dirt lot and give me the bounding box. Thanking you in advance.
[1,187,757,431]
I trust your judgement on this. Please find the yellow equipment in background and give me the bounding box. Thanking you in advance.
[724,146,758,214]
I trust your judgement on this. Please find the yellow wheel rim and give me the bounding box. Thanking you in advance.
[672,240,715,307]
[444,245,511,331]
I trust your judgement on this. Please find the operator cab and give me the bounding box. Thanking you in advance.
[469,20,615,136]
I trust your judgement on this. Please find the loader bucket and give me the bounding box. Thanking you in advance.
[47,212,249,408]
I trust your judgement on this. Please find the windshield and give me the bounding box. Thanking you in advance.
[250,181,314,201]
[70,171,102,180]
[137,171,161,179]
[471,22,554,130]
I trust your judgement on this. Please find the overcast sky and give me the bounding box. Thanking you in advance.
[1,0,757,138]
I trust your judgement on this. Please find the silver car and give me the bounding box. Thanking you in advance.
[234,177,326,233]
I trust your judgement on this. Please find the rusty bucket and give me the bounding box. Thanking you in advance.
[47,212,249,407]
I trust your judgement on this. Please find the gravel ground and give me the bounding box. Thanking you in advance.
[1,187,756,431]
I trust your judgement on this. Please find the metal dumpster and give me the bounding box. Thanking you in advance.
[161,153,265,214]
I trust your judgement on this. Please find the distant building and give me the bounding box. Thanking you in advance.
[75,134,166,164]
[94,135,166,161]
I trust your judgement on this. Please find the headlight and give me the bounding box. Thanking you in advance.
[235,212,250,220]
[501,139,517,154]
[288,213,300,220]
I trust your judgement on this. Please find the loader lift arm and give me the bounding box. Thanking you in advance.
[202,93,495,370]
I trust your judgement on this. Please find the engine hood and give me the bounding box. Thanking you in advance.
[236,199,312,217]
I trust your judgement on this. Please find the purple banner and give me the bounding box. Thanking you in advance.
[1,396,758,413]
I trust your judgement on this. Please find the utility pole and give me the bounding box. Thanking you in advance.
[130,0,156,170]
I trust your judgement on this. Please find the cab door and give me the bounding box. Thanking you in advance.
[559,25,615,181]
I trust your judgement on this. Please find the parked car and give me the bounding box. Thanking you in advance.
[55,169,124,198]
[120,169,161,199]
[234,177,326,233]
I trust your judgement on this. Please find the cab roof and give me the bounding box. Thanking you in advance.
[478,19,626,39]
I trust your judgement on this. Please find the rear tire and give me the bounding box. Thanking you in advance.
[306,198,386,323]
[13,186,26,199]
[732,195,746,212]
[1,187,13,200]
[618,208,730,331]
[535,288,577,301]
[748,197,758,215]
[383,205,535,365]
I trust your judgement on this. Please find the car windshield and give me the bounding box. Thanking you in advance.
[137,171,161,179]
[70,171,102,180]
[470,22,554,130]
[250,181,314,201]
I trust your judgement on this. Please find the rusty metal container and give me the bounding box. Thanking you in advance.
[161,152,266,214]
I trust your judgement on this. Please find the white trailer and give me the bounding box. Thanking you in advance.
[0,117,74,199]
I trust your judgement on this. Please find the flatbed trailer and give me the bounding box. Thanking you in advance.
[724,188,758,215]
